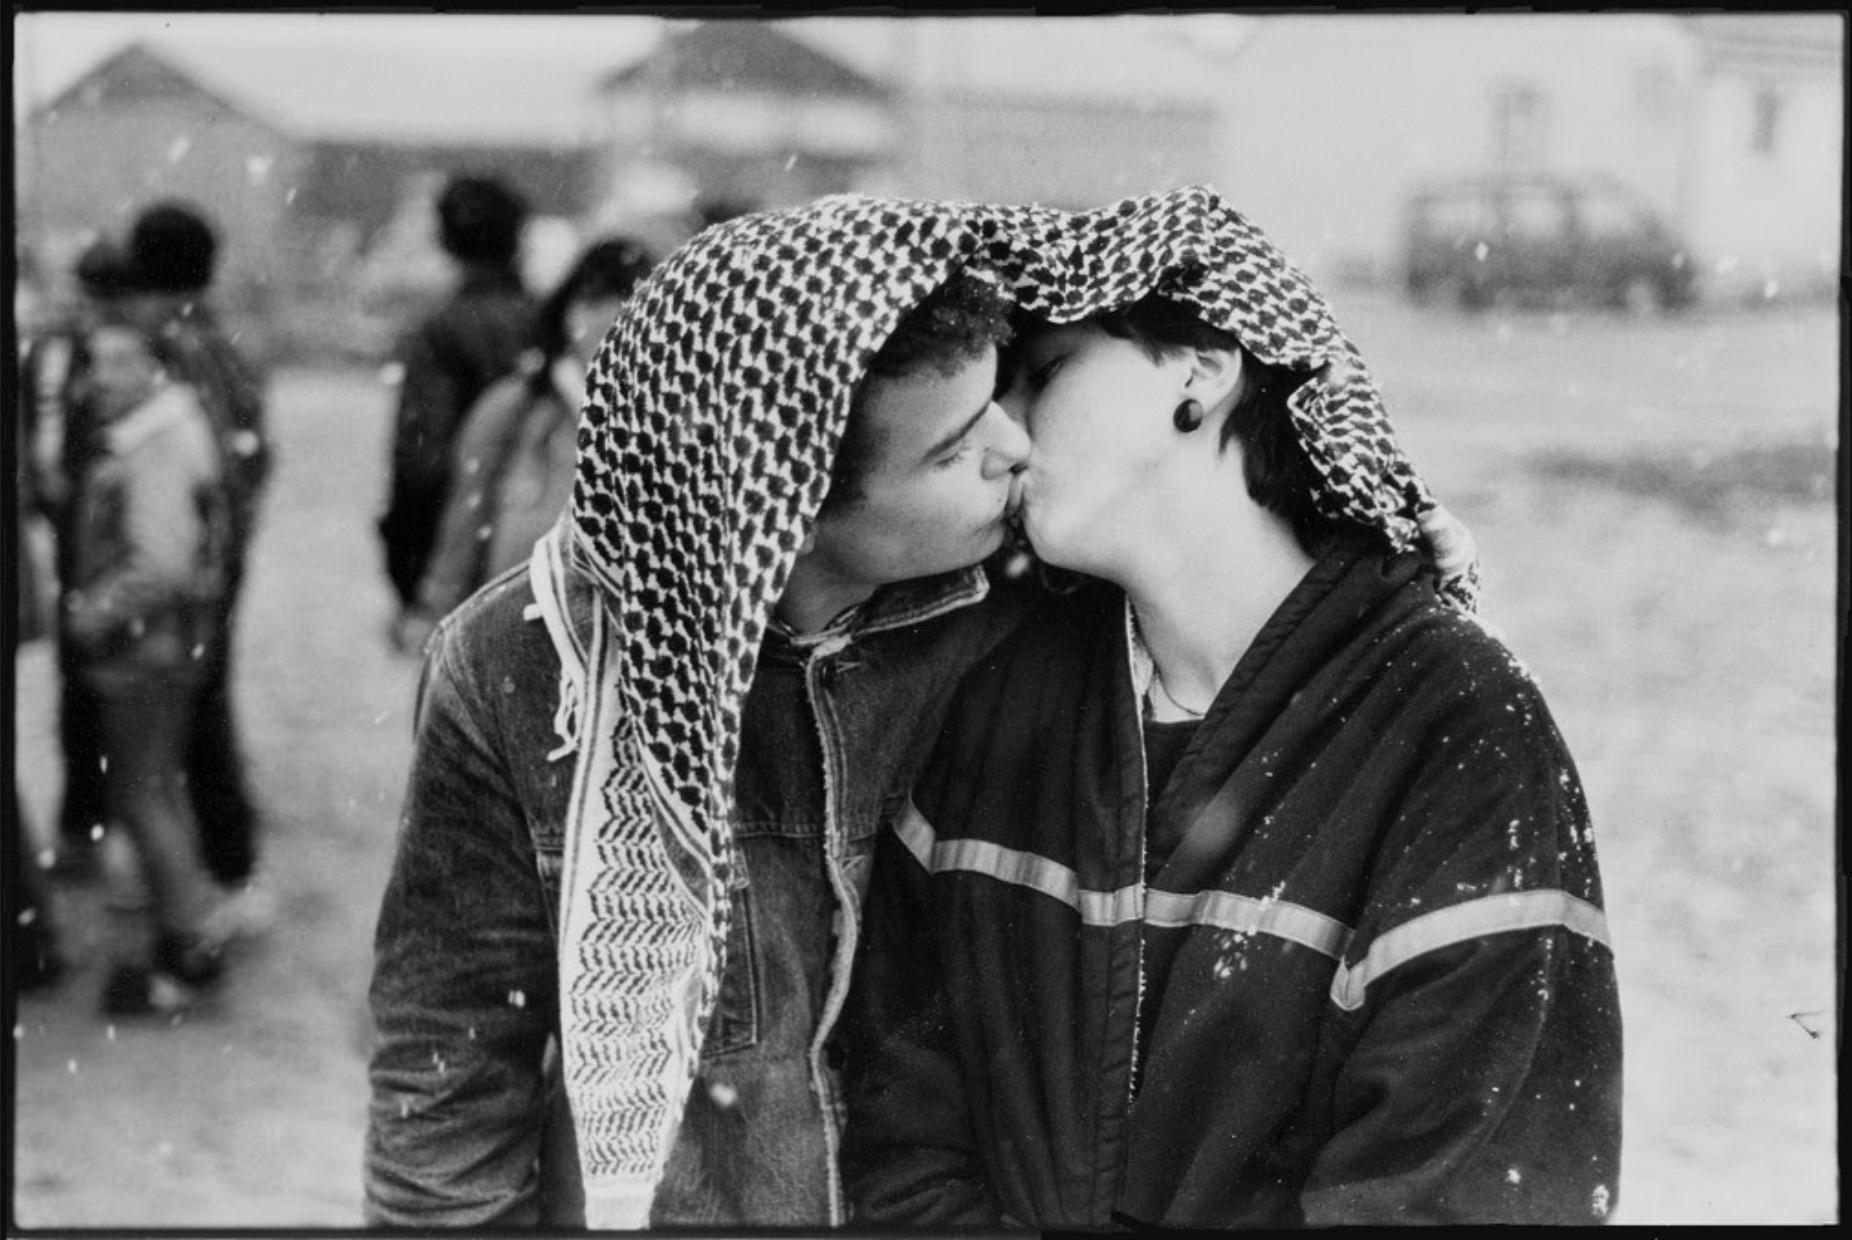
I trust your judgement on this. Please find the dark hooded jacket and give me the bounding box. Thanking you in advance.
[842,538,1622,1228]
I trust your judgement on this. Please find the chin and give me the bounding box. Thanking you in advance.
[1022,521,1102,579]
[974,523,1009,558]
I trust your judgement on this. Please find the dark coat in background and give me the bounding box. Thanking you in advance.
[377,264,536,608]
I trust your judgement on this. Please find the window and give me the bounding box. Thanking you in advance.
[1506,187,1569,240]
[1492,81,1551,172]
[1425,192,1496,236]
[1634,63,1674,124]
[1581,191,1648,240]
[1752,86,1782,155]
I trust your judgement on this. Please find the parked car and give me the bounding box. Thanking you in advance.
[1404,175,1697,312]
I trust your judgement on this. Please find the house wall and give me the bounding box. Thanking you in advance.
[894,91,1220,209]
[1684,69,1843,298]
[18,93,306,312]
[595,83,889,214]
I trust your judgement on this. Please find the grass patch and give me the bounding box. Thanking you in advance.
[1527,440,1838,522]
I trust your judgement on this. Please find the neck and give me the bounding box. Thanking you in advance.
[774,552,879,636]
[1122,493,1315,715]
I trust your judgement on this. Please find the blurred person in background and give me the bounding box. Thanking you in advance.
[12,353,65,994]
[841,187,1620,1228]
[115,202,274,905]
[377,173,538,651]
[60,311,242,1017]
[397,235,658,647]
[27,206,275,914]
[19,238,133,881]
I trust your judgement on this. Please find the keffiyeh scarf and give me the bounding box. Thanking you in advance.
[976,184,1481,612]
[533,195,997,1226]
[533,184,1475,1228]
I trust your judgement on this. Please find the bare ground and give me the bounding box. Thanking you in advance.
[10,297,1840,1228]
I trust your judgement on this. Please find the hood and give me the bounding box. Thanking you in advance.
[993,184,1478,612]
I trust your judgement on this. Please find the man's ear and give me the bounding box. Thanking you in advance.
[1183,346,1245,416]
[796,526,818,557]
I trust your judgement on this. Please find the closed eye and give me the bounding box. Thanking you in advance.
[1027,355,1065,390]
[935,440,976,468]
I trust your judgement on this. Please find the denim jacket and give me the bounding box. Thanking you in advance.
[364,556,1030,1228]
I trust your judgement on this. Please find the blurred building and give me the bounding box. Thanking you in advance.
[1211,13,1843,299]
[16,38,606,328]
[591,17,1225,214]
[17,12,1838,342]
[594,21,896,214]
[845,16,1224,208]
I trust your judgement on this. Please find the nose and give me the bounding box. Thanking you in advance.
[982,401,1031,478]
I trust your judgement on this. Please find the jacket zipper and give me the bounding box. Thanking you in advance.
[1117,602,1152,1213]
[803,634,855,1228]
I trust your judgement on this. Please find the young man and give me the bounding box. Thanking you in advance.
[377,174,538,648]
[115,203,273,894]
[27,204,272,897]
[363,196,1034,1228]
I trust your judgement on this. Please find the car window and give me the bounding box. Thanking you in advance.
[1424,192,1496,236]
[1506,188,1569,240]
[1581,192,1650,240]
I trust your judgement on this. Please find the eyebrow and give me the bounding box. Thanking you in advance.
[920,399,992,463]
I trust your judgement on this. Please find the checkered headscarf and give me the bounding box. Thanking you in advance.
[542,184,1473,1228]
[975,184,1479,610]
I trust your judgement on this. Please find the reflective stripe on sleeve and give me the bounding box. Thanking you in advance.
[896,805,1609,1012]
[1328,888,1611,1012]
[896,800,1332,942]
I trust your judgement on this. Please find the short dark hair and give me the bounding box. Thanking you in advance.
[822,268,1014,513]
[1088,296,1344,549]
[126,201,218,293]
[74,238,133,300]
[437,174,528,264]
[526,236,659,391]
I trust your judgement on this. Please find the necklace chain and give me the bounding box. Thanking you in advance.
[1150,667,1208,719]
[1132,606,1210,720]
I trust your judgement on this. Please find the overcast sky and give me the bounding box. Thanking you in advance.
[12,12,678,109]
[13,10,1259,117]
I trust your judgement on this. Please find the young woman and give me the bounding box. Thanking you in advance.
[842,186,1621,1228]
[62,313,236,1016]
[404,236,657,638]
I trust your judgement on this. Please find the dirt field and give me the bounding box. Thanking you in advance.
[10,293,1839,1227]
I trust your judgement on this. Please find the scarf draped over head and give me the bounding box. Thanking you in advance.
[537,185,1476,1227]
[543,195,1002,1225]
[975,184,1481,613]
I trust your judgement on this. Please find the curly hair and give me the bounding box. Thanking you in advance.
[823,267,1014,513]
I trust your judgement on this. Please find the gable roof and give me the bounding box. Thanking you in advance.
[1686,13,1845,74]
[600,19,888,99]
[30,35,634,148]
[34,41,291,138]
